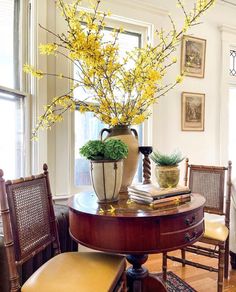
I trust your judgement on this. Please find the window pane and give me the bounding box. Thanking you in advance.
[0,0,15,88]
[74,28,142,187]
[0,91,24,178]
[75,112,106,186]
[230,50,236,77]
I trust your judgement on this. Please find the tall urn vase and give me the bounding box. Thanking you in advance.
[100,125,139,192]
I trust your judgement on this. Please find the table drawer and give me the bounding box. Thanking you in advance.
[159,207,203,233]
[159,221,204,250]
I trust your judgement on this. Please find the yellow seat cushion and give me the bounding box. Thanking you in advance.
[22,252,126,292]
[204,212,225,224]
[204,220,229,241]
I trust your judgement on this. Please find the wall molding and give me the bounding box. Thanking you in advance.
[219,24,236,34]
[102,0,168,16]
[219,0,236,8]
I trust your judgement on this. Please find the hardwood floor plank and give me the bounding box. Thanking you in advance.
[145,251,236,291]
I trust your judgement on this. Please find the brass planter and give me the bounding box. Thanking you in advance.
[155,165,180,188]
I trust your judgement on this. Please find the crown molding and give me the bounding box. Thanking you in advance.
[217,0,236,8]
[219,24,236,34]
[102,0,168,16]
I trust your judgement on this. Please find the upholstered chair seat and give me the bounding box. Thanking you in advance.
[204,220,229,242]
[22,252,126,292]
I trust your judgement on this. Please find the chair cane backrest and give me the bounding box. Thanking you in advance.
[184,159,232,224]
[0,164,60,291]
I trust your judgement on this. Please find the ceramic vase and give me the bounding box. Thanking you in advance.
[100,125,139,192]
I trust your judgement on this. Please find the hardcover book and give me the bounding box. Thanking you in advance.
[128,184,191,200]
[129,192,191,206]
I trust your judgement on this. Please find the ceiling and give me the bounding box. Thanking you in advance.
[221,0,236,6]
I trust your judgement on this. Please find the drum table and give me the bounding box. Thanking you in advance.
[68,192,205,292]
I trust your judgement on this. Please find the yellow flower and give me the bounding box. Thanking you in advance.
[148,70,161,81]
[24,0,215,137]
[58,73,63,79]
[108,205,116,214]
[132,114,146,125]
[110,117,119,126]
[176,75,184,83]
[39,43,58,55]
[23,64,43,79]
[172,56,177,63]
[79,105,87,113]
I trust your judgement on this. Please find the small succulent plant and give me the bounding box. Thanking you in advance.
[150,150,184,166]
[79,139,128,161]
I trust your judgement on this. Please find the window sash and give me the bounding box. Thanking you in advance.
[0,86,27,178]
[73,26,143,188]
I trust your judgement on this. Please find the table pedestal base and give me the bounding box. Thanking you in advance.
[126,254,167,292]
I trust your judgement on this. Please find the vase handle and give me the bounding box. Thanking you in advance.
[131,128,138,140]
[100,128,111,140]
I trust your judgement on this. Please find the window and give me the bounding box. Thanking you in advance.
[0,0,20,89]
[74,26,144,187]
[0,89,25,178]
[0,0,28,178]
[230,49,236,76]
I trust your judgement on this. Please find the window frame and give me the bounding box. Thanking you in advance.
[0,0,31,177]
[70,18,152,193]
[219,25,236,166]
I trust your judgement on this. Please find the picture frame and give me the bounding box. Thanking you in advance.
[181,92,205,131]
[181,35,206,78]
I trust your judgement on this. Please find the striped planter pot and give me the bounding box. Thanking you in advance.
[90,159,123,202]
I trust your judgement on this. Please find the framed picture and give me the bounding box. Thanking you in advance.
[181,35,206,78]
[181,92,205,131]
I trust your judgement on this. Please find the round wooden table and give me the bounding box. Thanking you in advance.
[68,192,205,292]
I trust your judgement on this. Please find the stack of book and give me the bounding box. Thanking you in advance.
[128,184,191,208]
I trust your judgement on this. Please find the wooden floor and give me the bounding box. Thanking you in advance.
[144,250,236,292]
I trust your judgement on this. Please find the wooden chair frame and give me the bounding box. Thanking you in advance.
[0,164,60,291]
[0,164,126,292]
[163,159,232,292]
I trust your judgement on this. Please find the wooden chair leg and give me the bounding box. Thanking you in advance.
[181,249,186,267]
[162,252,167,283]
[121,271,127,292]
[218,244,225,292]
[224,238,229,279]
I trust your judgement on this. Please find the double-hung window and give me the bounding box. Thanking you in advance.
[0,0,28,178]
[73,21,148,189]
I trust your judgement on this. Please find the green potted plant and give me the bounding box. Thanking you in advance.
[80,139,128,202]
[150,150,184,188]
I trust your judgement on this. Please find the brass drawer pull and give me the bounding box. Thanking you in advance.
[185,215,196,226]
[185,231,197,242]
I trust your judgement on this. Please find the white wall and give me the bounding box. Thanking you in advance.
[152,1,236,179]
[39,0,236,194]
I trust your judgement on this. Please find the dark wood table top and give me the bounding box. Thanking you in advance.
[69,192,205,217]
[68,192,205,254]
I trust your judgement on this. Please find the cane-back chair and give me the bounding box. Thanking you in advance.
[0,164,126,292]
[163,159,232,292]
